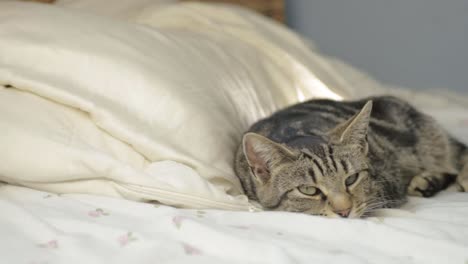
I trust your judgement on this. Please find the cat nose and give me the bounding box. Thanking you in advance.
[329,193,352,218]
[334,208,351,218]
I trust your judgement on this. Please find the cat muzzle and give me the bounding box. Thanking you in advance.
[334,208,351,218]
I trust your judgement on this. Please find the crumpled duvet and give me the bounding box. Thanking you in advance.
[0,1,344,210]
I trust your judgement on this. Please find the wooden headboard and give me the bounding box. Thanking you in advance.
[23,0,55,2]
[24,0,285,23]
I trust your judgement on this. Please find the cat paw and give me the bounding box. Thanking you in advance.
[407,176,431,197]
[407,174,441,197]
[408,172,456,197]
[456,177,468,192]
[456,165,468,192]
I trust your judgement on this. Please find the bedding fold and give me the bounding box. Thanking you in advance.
[0,1,343,209]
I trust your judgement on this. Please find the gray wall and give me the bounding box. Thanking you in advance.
[285,0,468,94]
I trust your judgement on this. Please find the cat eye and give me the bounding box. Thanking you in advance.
[298,185,321,196]
[345,173,359,186]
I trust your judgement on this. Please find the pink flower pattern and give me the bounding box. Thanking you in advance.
[118,232,137,247]
[88,208,109,217]
[37,240,58,249]
[172,216,187,229]
[182,243,202,256]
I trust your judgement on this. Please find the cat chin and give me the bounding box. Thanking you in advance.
[270,203,365,219]
[317,207,364,219]
[321,213,362,219]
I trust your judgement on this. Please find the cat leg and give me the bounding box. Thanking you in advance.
[407,171,456,197]
[455,163,468,192]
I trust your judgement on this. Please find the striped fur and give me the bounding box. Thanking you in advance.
[234,96,468,218]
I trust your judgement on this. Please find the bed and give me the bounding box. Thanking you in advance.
[1,1,467,263]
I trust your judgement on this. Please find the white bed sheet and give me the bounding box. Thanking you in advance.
[1,184,468,264]
[2,97,467,264]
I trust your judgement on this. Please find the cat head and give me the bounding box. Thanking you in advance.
[242,101,378,218]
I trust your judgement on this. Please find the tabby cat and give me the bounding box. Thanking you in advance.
[234,96,468,218]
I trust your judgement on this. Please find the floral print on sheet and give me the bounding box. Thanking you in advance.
[88,208,109,217]
[42,194,54,199]
[172,211,207,229]
[195,210,206,218]
[37,240,58,249]
[118,232,138,247]
[182,242,202,256]
[172,215,188,229]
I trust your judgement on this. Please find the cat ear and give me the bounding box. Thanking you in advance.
[242,132,296,184]
[328,100,372,153]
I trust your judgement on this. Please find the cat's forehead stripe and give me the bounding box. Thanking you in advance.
[312,159,324,176]
[300,148,314,158]
[318,144,331,172]
[327,146,338,172]
[340,160,349,174]
[308,168,316,183]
